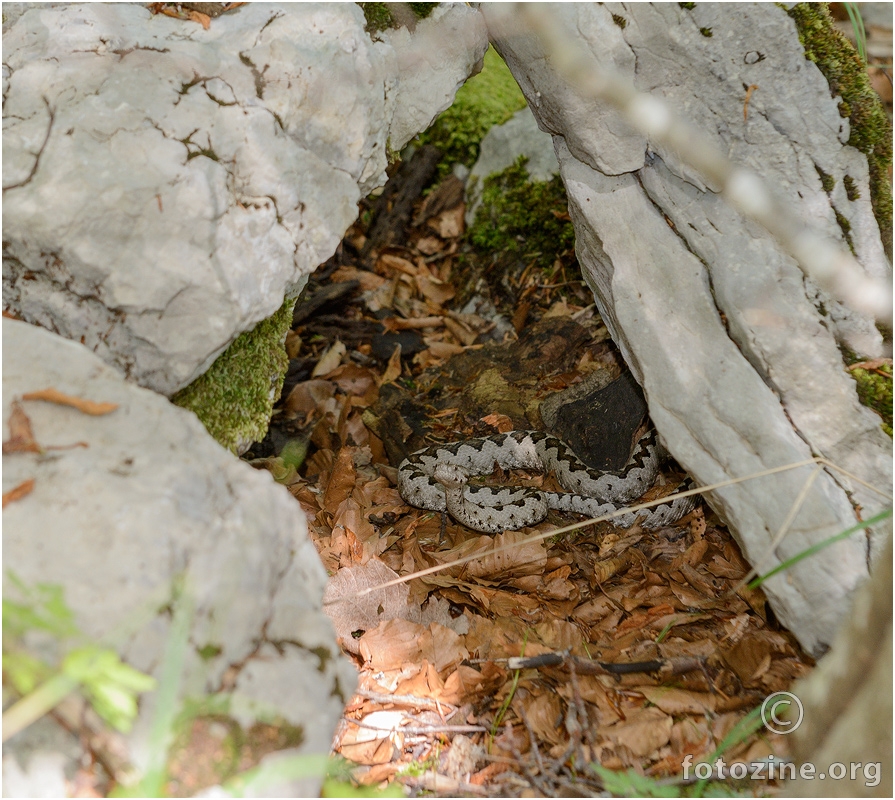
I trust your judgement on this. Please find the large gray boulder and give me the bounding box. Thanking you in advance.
[2,318,356,795]
[484,2,891,656]
[2,2,487,395]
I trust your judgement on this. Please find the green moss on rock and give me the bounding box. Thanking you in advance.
[787,3,893,257]
[359,2,436,34]
[173,297,295,454]
[843,174,860,201]
[852,362,893,436]
[468,156,575,269]
[815,164,835,193]
[417,46,527,179]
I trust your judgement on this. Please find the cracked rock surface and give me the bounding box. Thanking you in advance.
[485,3,892,656]
[2,2,487,395]
[2,318,356,794]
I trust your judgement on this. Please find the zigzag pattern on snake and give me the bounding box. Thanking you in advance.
[398,430,696,534]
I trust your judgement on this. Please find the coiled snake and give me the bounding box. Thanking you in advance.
[398,429,696,533]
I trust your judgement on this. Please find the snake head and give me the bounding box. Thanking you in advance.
[433,463,470,489]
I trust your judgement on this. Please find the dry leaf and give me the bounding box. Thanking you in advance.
[434,531,547,580]
[377,253,417,276]
[596,707,673,757]
[420,622,469,673]
[3,401,41,453]
[422,340,466,359]
[22,388,118,416]
[417,273,456,306]
[282,379,337,420]
[637,686,716,715]
[430,206,465,239]
[322,447,357,514]
[379,344,402,386]
[3,478,35,508]
[328,363,379,401]
[331,265,388,292]
[516,692,564,745]
[312,340,346,377]
[285,329,302,359]
[393,660,442,699]
[336,497,384,565]
[323,559,419,654]
[359,618,428,670]
[480,413,514,433]
[340,736,395,766]
[415,236,442,255]
[186,9,211,29]
[438,665,486,705]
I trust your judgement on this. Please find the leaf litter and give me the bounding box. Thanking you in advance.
[240,152,816,796]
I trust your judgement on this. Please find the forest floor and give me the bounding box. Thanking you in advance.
[241,148,821,797]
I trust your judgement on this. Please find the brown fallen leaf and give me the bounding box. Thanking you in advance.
[22,388,118,416]
[3,478,35,508]
[3,401,41,453]
[596,706,674,758]
[322,447,358,515]
[379,343,402,386]
[186,10,212,29]
[848,357,892,372]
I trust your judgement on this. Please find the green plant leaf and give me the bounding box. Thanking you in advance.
[749,509,892,590]
[61,645,156,733]
[2,649,52,695]
[592,765,680,797]
[222,753,332,797]
[3,573,78,639]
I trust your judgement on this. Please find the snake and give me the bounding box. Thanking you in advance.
[397,430,696,533]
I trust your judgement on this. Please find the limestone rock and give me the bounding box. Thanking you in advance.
[2,2,487,396]
[484,3,892,655]
[2,318,356,795]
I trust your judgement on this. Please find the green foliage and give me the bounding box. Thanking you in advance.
[468,156,575,269]
[842,2,868,63]
[417,46,527,179]
[593,765,681,797]
[591,707,775,797]
[65,646,157,732]
[851,362,893,435]
[3,574,78,640]
[749,509,891,589]
[172,297,295,454]
[787,3,893,256]
[3,576,156,739]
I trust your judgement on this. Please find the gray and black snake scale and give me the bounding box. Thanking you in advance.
[398,429,696,533]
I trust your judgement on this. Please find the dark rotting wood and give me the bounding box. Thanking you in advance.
[363,144,442,256]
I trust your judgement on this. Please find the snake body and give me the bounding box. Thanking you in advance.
[398,430,695,533]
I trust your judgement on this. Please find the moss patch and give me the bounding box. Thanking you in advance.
[173,297,295,454]
[787,3,893,257]
[851,362,893,436]
[417,46,527,180]
[359,2,436,34]
[468,156,575,268]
